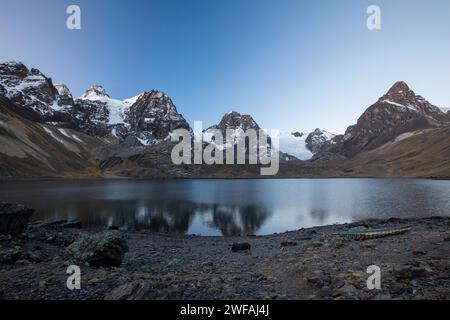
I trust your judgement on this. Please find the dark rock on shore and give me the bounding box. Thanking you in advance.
[66,231,129,267]
[0,202,34,235]
[231,242,251,252]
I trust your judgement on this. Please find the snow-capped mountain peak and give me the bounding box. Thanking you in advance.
[78,86,138,125]
[0,61,73,117]
[54,84,71,96]
[125,90,191,144]
[0,61,192,145]
[81,85,110,99]
[208,111,260,132]
[305,128,337,153]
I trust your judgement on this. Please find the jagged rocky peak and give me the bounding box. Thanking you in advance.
[386,81,411,96]
[377,81,445,117]
[82,85,110,99]
[0,61,29,78]
[54,84,71,96]
[130,90,187,123]
[0,61,75,124]
[54,84,74,108]
[125,90,191,144]
[0,61,57,103]
[291,132,304,138]
[209,111,260,132]
[305,128,336,153]
[133,90,172,110]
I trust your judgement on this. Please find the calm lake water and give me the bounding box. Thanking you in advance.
[0,179,449,236]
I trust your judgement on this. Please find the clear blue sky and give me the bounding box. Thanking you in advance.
[1,0,449,133]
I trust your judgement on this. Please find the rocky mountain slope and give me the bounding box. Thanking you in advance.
[0,96,107,178]
[332,127,450,179]
[330,81,449,158]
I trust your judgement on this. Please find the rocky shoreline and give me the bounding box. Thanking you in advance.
[0,205,449,300]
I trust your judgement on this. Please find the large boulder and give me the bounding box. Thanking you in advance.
[0,202,34,235]
[66,231,128,267]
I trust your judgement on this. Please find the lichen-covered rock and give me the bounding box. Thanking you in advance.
[66,231,128,267]
[0,202,34,235]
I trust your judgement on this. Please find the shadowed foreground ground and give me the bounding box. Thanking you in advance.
[0,217,448,300]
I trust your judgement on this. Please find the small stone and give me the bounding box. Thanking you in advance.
[312,241,323,248]
[231,243,251,252]
[374,293,392,300]
[141,266,154,273]
[167,258,180,267]
[336,284,357,297]
[389,282,409,295]
[26,251,44,263]
[333,278,345,289]
[281,240,298,247]
[334,241,345,249]
[88,278,101,285]
[62,221,82,229]
[395,265,430,280]
[319,287,333,298]
[105,282,150,300]
[0,247,21,265]
[15,259,31,266]
[307,276,323,288]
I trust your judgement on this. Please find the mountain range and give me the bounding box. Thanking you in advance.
[0,61,449,179]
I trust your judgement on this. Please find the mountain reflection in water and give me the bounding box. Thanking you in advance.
[26,199,270,236]
[0,179,449,236]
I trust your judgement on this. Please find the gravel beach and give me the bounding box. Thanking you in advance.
[0,216,449,300]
